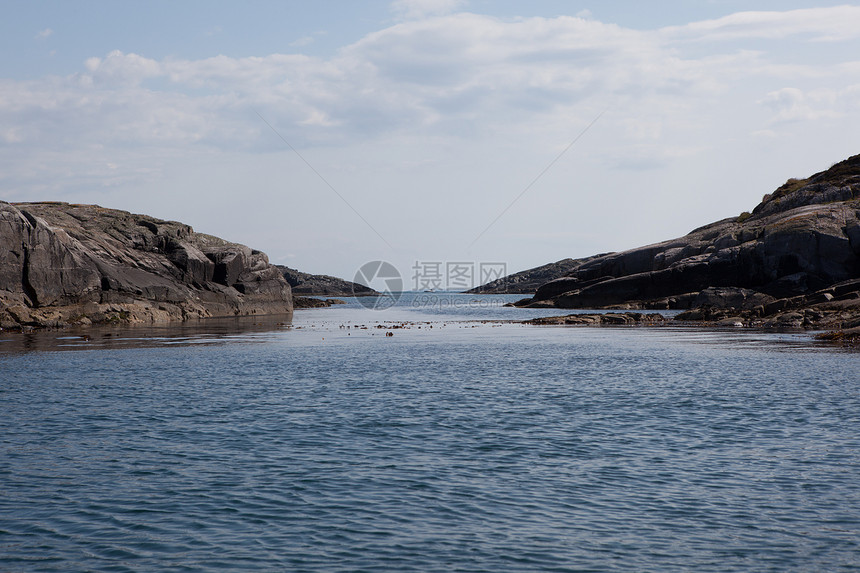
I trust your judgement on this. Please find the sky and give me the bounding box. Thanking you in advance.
[3,1,860,288]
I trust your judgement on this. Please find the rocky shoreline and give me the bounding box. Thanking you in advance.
[4,154,859,341]
[522,311,860,345]
[487,154,860,339]
[525,312,670,326]
[293,296,346,309]
[0,202,293,330]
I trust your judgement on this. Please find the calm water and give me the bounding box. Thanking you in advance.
[1,293,859,572]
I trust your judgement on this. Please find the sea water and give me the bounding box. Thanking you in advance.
[1,293,859,571]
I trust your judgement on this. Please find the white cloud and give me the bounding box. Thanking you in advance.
[759,87,846,124]
[290,36,315,47]
[84,50,162,85]
[661,6,860,42]
[390,0,466,20]
[35,28,53,40]
[3,10,857,156]
[2,127,23,143]
[3,7,860,277]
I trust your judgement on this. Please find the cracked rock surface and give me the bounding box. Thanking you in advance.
[1,202,292,329]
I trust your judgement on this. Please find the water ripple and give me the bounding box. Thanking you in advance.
[1,322,859,571]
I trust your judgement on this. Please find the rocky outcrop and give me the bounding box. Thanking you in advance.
[466,255,610,294]
[293,296,346,308]
[521,285,860,333]
[672,281,860,331]
[277,265,378,297]
[526,312,668,326]
[0,202,293,329]
[505,153,860,330]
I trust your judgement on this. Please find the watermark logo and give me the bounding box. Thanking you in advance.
[412,261,507,291]
[353,260,510,310]
[410,293,507,310]
[353,260,403,309]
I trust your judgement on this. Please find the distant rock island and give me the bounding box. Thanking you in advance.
[477,154,860,332]
[0,202,293,329]
[277,265,377,297]
[468,254,609,294]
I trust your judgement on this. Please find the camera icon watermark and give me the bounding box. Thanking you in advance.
[353,260,403,310]
[352,260,509,310]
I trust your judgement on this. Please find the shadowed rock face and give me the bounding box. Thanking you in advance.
[503,154,860,318]
[0,202,293,328]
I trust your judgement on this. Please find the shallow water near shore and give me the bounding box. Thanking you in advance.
[1,293,859,571]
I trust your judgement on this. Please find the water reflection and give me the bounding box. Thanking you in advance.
[0,313,293,353]
[1,291,857,355]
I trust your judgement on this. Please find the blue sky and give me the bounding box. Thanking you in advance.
[3,1,860,285]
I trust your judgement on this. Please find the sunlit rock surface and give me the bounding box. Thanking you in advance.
[0,202,293,328]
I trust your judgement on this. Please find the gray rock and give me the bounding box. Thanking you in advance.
[0,202,293,328]
[277,265,378,297]
[506,153,860,311]
[466,254,611,294]
[691,287,775,310]
[525,312,667,326]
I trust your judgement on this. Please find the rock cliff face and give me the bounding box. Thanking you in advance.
[506,154,860,327]
[0,202,293,328]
